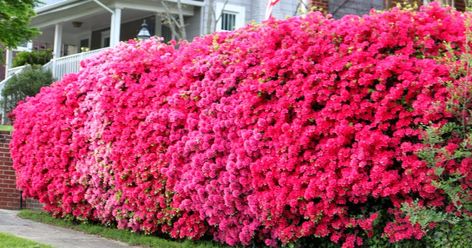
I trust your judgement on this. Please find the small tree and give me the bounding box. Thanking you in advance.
[0,0,39,54]
[205,0,229,34]
[13,49,52,67]
[161,0,187,40]
[1,66,53,122]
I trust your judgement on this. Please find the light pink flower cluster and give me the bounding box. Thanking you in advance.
[10,4,471,247]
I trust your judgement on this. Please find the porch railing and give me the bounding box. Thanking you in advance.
[51,48,108,79]
[6,65,28,78]
[0,47,109,124]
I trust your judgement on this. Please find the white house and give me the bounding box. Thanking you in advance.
[2,0,300,82]
[3,0,467,83]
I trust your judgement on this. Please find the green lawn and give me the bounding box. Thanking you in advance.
[0,125,12,132]
[18,210,224,248]
[0,232,51,248]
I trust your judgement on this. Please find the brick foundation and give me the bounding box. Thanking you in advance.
[0,131,20,210]
[0,129,43,210]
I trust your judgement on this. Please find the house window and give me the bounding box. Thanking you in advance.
[221,12,237,31]
[216,3,245,31]
[79,38,90,53]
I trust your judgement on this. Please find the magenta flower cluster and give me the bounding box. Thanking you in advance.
[10,4,471,247]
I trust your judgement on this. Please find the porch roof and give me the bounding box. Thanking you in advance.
[32,0,204,29]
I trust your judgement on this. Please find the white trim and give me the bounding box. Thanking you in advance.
[167,0,205,7]
[215,3,245,31]
[35,0,89,14]
[4,49,13,79]
[35,0,205,14]
[32,7,104,29]
[92,0,113,13]
[114,0,194,16]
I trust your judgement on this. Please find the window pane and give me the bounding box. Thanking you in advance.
[221,12,237,31]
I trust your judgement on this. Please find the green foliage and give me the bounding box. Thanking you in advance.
[18,210,225,248]
[13,50,52,67]
[0,232,52,248]
[0,0,39,52]
[1,66,53,115]
[401,17,472,248]
[422,220,472,248]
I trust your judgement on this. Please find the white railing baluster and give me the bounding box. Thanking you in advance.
[48,48,108,80]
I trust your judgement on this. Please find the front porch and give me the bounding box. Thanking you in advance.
[3,0,204,80]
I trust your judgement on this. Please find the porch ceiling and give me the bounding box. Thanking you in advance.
[32,0,199,29]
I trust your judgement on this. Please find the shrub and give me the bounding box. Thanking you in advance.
[400,31,472,248]
[9,4,472,248]
[1,66,53,115]
[12,49,52,67]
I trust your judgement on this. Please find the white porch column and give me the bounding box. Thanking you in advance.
[154,14,162,37]
[52,23,63,78]
[110,13,115,46]
[110,8,122,46]
[53,23,63,59]
[4,49,13,78]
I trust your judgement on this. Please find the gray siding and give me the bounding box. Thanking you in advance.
[200,0,299,35]
[330,0,385,19]
[250,0,299,23]
[186,7,203,41]
[227,0,299,24]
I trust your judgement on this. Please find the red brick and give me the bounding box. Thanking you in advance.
[0,132,19,210]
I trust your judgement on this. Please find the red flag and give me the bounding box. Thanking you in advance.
[265,0,281,20]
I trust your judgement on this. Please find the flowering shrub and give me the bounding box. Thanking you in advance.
[10,4,472,247]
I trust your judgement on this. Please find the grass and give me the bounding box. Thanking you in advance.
[18,210,225,248]
[0,125,12,132]
[0,232,52,248]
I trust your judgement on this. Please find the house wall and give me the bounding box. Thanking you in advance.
[329,0,385,19]
[186,7,203,41]
[199,0,299,35]
[249,0,300,23]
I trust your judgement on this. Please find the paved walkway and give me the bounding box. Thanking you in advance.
[0,209,134,248]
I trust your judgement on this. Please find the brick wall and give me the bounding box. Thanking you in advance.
[0,130,43,210]
[0,130,20,210]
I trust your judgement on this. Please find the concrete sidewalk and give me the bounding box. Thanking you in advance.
[0,209,134,248]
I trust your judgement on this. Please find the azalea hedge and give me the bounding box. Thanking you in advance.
[10,4,471,248]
